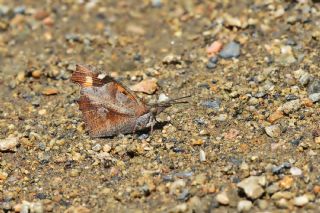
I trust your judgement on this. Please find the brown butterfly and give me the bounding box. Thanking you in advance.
[71,64,189,137]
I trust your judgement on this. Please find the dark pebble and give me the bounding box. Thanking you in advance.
[290,136,303,146]
[172,147,185,153]
[198,83,210,89]
[285,94,299,101]
[133,53,142,61]
[209,56,219,64]
[272,162,291,174]
[36,193,47,199]
[206,61,216,69]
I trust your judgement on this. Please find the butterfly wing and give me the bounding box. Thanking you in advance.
[71,64,149,137]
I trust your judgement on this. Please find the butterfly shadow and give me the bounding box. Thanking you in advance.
[135,120,169,137]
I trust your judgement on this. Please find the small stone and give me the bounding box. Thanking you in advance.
[34,10,49,20]
[192,173,207,185]
[32,70,42,78]
[257,200,268,210]
[16,72,25,82]
[162,54,181,64]
[199,149,206,162]
[237,176,265,200]
[206,61,216,69]
[42,87,59,96]
[0,171,8,180]
[279,176,293,189]
[151,0,162,7]
[207,41,223,57]
[201,99,221,109]
[171,203,187,212]
[266,183,279,195]
[130,78,157,94]
[191,139,204,146]
[268,110,283,123]
[237,200,252,212]
[313,185,320,194]
[279,99,301,114]
[92,144,102,152]
[308,79,320,95]
[70,169,80,177]
[219,41,241,59]
[0,137,19,151]
[293,195,309,206]
[271,191,294,200]
[169,179,186,194]
[309,93,320,103]
[290,167,302,176]
[158,93,170,103]
[103,144,111,153]
[38,109,47,115]
[216,191,230,205]
[275,198,290,209]
[265,125,281,138]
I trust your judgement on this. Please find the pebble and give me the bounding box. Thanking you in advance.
[272,162,291,174]
[237,200,252,212]
[271,191,294,200]
[279,99,301,114]
[0,137,19,151]
[265,125,281,138]
[257,200,268,210]
[290,167,302,176]
[308,79,320,95]
[102,144,112,153]
[16,72,25,82]
[201,99,221,109]
[268,110,283,123]
[130,78,158,94]
[0,171,8,180]
[275,198,290,209]
[279,176,293,189]
[158,93,170,103]
[151,0,162,7]
[219,41,241,59]
[293,195,309,206]
[92,144,102,152]
[32,70,42,78]
[309,93,320,103]
[216,191,230,205]
[199,149,206,162]
[169,179,186,194]
[42,87,59,96]
[207,41,223,57]
[206,61,216,69]
[237,176,265,200]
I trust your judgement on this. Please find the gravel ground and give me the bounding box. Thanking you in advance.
[1,0,320,212]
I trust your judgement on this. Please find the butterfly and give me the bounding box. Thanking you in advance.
[71,64,189,137]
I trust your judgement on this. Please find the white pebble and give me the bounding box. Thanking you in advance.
[199,149,206,162]
[237,200,253,212]
[0,137,19,151]
[290,167,302,176]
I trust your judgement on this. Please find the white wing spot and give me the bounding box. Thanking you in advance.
[85,76,93,85]
[98,74,107,79]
